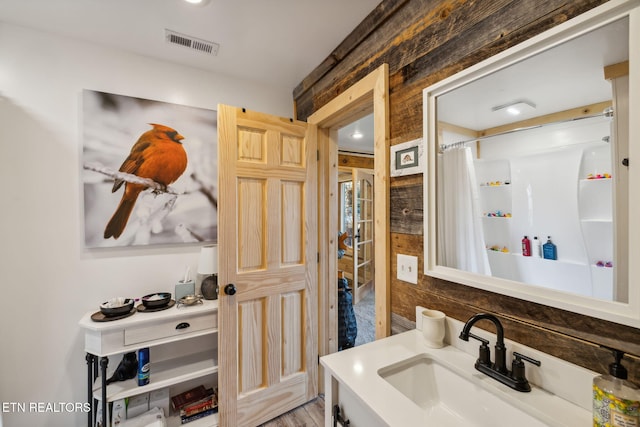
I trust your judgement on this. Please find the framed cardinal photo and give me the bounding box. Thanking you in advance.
[81,90,217,248]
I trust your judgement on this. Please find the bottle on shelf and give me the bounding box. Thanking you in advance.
[532,236,541,258]
[543,236,557,260]
[138,347,150,386]
[522,236,531,256]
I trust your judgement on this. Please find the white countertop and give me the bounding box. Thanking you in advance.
[321,327,593,427]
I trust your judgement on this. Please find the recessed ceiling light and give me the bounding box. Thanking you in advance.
[351,131,364,140]
[184,0,210,5]
[492,100,536,116]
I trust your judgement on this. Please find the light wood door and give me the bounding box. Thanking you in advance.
[352,169,374,304]
[217,105,318,427]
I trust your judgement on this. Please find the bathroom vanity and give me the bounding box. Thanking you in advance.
[320,308,595,426]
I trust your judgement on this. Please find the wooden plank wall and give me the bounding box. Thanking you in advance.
[295,0,640,383]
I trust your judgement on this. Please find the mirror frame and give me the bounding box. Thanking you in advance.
[423,0,640,327]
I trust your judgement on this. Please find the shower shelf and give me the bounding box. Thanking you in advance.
[512,253,584,265]
[486,250,585,265]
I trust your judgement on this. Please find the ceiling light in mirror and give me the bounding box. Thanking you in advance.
[492,101,536,116]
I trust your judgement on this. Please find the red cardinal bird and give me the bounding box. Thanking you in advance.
[104,123,187,239]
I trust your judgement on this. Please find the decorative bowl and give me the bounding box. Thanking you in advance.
[141,292,172,308]
[100,298,135,317]
[178,294,204,306]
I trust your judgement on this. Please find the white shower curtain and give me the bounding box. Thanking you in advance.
[437,146,491,275]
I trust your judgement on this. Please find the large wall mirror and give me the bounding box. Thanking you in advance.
[423,0,640,327]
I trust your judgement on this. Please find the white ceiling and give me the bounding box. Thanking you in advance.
[0,0,380,91]
[338,113,375,154]
[437,17,629,131]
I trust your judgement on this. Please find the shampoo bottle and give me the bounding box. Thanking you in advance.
[532,236,542,258]
[522,236,531,256]
[593,349,640,427]
[138,347,150,386]
[542,236,557,260]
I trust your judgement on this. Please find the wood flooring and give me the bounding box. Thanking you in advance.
[259,395,324,427]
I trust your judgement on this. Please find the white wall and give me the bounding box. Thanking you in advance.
[0,22,293,427]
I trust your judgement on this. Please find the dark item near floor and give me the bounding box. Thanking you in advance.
[105,352,138,385]
[333,404,350,426]
[338,277,358,350]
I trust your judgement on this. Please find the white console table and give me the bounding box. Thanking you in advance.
[79,299,218,427]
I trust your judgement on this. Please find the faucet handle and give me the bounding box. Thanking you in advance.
[468,332,489,345]
[468,333,491,366]
[511,352,541,381]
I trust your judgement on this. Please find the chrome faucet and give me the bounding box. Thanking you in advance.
[459,313,540,392]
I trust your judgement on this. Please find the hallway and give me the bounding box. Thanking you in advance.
[353,288,375,346]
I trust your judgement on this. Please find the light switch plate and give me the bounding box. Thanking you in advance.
[397,254,418,284]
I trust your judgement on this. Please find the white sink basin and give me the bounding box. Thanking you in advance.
[378,353,548,427]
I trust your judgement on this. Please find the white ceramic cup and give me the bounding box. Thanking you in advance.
[421,309,446,348]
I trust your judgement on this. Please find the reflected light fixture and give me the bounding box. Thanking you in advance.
[492,100,536,116]
[184,0,210,5]
[351,130,364,140]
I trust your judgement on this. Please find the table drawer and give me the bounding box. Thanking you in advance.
[124,312,216,346]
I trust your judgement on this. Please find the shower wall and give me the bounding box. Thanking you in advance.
[475,116,613,299]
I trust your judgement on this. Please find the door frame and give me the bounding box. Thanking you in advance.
[307,64,390,364]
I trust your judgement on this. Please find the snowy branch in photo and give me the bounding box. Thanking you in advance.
[83,162,185,196]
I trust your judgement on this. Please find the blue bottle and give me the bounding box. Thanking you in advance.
[543,236,557,260]
[137,347,150,386]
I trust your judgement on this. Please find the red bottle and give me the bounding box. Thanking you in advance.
[522,236,531,256]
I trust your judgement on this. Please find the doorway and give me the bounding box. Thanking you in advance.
[336,118,376,345]
[338,162,375,346]
[306,64,390,366]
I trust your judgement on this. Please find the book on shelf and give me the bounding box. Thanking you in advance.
[180,407,217,424]
[171,385,209,411]
[180,391,217,417]
[179,388,218,423]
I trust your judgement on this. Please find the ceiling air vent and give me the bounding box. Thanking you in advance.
[165,29,219,56]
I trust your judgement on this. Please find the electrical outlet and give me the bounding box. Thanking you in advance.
[397,254,418,284]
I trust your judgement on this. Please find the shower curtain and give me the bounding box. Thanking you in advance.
[437,146,491,275]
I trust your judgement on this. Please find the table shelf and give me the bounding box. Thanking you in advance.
[93,351,217,402]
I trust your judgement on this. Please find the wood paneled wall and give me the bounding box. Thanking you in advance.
[295,0,640,382]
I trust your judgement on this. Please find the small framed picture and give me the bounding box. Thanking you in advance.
[390,138,423,176]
